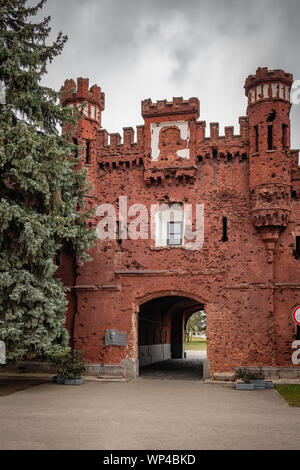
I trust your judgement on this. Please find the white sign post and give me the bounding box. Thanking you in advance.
[0,341,6,365]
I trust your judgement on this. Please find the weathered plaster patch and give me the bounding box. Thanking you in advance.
[150,121,190,161]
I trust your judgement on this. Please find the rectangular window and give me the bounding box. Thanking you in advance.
[268,125,273,150]
[167,221,183,246]
[282,124,288,148]
[116,220,122,245]
[85,140,90,164]
[254,125,259,153]
[293,236,300,260]
[222,217,228,242]
[73,138,78,158]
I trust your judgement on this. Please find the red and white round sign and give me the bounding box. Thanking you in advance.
[292,306,300,326]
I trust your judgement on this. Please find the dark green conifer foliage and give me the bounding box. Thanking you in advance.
[0,0,95,360]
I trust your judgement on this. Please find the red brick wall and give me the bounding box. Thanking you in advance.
[57,68,300,375]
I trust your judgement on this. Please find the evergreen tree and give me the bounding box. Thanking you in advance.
[185,311,206,342]
[0,0,95,361]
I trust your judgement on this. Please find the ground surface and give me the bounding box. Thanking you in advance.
[276,384,300,407]
[140,350,206,380]
[184,338,207,351]
[0,375,51,397]
[0,359,300,450]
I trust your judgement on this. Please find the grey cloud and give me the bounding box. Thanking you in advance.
[38,0,300,148]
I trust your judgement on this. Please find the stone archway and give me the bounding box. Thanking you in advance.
[137,294,206,377]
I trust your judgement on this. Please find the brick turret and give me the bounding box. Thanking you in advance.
[60,77,105,128]
[60,78,106,208]
[245,67,294,262]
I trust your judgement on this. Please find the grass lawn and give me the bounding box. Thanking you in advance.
[184,337,207,351]
[275,384,300,407]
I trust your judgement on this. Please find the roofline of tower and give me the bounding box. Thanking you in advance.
[244,67,293,95]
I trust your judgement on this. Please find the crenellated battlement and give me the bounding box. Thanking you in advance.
[97,125,145,151]
[245,67,293,88]
[60,78,105,125]
[142,97,200,118]
[194,116,249,144]
[60,77,105,107]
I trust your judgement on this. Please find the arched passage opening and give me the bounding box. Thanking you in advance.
[184,310,207,359]
[138,295,206,378]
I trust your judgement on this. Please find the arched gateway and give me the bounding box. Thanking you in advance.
[56,67,300,380]
[138,294,205,368]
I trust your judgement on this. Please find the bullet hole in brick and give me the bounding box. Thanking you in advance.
[291,190,297,199]
[267,110,276,122]
[213,148,218,159]
[197,155,203,162]
[272,173,276,178]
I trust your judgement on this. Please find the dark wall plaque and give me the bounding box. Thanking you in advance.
[105,329,127,346]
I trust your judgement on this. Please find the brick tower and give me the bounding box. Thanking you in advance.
[245,67,294,263]
[60,77,105,210]
[60,77,104,169]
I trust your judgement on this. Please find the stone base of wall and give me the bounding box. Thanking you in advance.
[203,358,211,380]
[2,359,139,379]
[243,366,300,379]
[5,361,299,381]
[82,359,139,379]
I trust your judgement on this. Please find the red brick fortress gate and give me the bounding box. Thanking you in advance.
[56,67,300,379]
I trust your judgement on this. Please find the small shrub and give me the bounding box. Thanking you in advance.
[235,367,264,382]
[50,349,86,380]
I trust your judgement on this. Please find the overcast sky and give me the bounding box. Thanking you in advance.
[40,0,300,148]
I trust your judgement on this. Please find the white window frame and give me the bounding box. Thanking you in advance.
[154,205,185,248]
[167,221,183,246]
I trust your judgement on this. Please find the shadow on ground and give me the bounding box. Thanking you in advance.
[0,376,51,397]
[139,353,205,380]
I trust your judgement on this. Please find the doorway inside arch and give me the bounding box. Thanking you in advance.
[184,309,207,365]
[138,295,206,379]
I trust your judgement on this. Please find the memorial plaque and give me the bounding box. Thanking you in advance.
[0,341,6,365]
[105,329,127,346]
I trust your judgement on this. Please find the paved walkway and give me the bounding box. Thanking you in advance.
[0,376,300,449]
[140,351,205,380]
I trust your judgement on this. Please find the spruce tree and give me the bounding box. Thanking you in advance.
[0,0,95,361]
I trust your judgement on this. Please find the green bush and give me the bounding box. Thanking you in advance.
[50,349,85,380]
[235,367,264,382]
